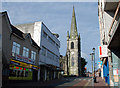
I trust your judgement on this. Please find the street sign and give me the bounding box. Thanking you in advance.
[97,61,102,65]
[99,45,108,58]
[97,61,102,68]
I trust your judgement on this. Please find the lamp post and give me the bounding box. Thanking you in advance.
[90,53,94,87]
[92,48,96,83]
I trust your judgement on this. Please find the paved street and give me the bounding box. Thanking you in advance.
[3,77,109,88]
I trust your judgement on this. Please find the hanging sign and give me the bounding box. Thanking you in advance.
[99,45,108,58]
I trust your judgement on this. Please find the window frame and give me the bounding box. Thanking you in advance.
[12,42,20,56]
[22,47,29,58]
[31,51,36,60]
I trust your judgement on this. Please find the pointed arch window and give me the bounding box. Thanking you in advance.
[71,42,74,49]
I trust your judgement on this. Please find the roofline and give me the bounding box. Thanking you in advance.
[1,11,13,33]
[1,11,40,50]
[41,22,60,46]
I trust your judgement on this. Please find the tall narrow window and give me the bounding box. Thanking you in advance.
[23,47,29,58]
[31,51,36,60]
[12,42,20,56]
[71,42,74,49]
[71,57,74,66]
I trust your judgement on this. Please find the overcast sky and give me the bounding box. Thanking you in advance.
[2,2,100,72]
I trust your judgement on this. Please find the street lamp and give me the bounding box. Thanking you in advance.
[90,53,94,87]
[92,48,96,83]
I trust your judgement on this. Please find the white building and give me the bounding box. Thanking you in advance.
[98,0,120,86]
[16,21,60,81]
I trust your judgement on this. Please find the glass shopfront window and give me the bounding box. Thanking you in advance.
[9,66,32,80]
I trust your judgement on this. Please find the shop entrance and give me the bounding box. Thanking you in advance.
[32,69,38,81]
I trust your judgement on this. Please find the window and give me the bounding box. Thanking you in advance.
[41,46,46,56]
[56,43,59,49]
[71,42,74,49]
[31,51,36,60]
[54,55,59,62]
[12,42,20,56]
[23,47,29,58]
[71,57,74,66]
[47,50,54,59]
[48,37,55,45]
[43,31,47,38]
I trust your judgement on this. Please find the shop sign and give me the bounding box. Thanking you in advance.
[97,61,102,65]
[32,66,37,69]
[99,45,108,58]
[16,55,34,64]
[113,69,118,75]
[10,61,20,66]
[32,65,38,70]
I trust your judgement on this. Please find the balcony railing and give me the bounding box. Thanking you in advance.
[108,2,120,44]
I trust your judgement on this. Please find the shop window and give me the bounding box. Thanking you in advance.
[23,47,29,58]
[31,51,36,60]
[9,69,16,77]
[12,42,20,56]
[71,42,74,49]
[17,70,20,77]
[25,71,28,77]
[21,71,24,77]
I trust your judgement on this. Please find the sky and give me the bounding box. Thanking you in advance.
[2,2,100,72]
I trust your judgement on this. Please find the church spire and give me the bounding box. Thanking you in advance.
[70,6,78,39]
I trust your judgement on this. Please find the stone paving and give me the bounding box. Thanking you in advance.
[2,77,109,88]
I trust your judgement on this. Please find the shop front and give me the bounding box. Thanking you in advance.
[9,55,39,81]
[40,64,61,81]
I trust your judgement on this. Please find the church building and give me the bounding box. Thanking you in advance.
[62,6,81,76]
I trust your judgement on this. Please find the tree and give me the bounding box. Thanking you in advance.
[81,57,87,76]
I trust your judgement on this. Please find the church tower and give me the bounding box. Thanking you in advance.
[66,6,81,76]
